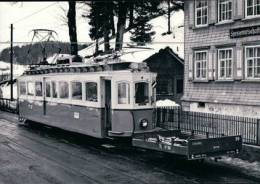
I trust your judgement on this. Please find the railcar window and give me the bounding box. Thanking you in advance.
[85,82,97,102]
[135,82,149,105]
[35,81,43,96]
[27,82,35,96]
[59,81,69,99]
[118,82,130,104]
[72,82,82,100]
[46,82,51,97]
[19,82,26,95]
[52,81,58,98]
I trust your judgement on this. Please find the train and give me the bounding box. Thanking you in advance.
[17,55,242,160]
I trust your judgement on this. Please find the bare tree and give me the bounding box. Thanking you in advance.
[67,1,78,55]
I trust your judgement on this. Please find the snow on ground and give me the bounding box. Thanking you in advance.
[218,156,260,179]
[0,61,28,77]
[156,99,180,107]
[78,10,184,63]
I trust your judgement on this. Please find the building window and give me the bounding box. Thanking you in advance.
[59,81,69,99]
[198,102,206,108]
[176,79,183,94]
[218,0,232,22]
[19,82,26,95]
[157,77,170,95]
[194,51,207,80]
[35,81,43,96]
[118,82,130,104]
[195,0,208,27]
[85,82,97,102]
[218,48,233,79]
[245,46,260,79]
[71,82,82,100]
[46,82,51,97]
[52,81,58,98]
[246,0,260,17]
[27,82,35,96]
[135,82,149,105]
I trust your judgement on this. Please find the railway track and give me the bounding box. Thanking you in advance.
[0,112,259,184]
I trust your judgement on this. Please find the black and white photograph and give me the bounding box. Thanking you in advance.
[0,0,260,183]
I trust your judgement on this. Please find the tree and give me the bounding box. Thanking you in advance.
[129,1,160,45]
[161,0,184,34]
[107,0,116,37]
[115,0,128,51]
[0,42,87,65]
[129,9,155,46]
[84,0,114,54]
[167,0,171,34]
[67,1,78,55]
[103,0,115,52]
[128,1,134,29]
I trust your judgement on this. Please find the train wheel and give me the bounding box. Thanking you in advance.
[18,117,28,126]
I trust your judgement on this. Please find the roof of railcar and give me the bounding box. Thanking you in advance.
[21,60,153,77]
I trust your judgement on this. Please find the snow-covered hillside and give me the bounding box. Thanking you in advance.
[78,10,184,63]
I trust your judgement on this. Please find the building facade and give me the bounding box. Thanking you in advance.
[182,0,260,118]
[144,47,184,104]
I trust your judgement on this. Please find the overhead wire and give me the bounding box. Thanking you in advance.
[12,2,59,24]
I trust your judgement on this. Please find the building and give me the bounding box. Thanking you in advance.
[144,47,184,104]
[182,0,260,118]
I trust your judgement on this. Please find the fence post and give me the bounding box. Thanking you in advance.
[177,106,181,130]
[257,119,260,145]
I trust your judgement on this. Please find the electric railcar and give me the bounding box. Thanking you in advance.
[17,55,242,160]
[17,58,157,138]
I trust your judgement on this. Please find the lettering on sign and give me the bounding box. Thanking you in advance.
[230,25,260,38]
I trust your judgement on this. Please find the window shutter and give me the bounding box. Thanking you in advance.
[188,1,194,28]
[236,46,243,80]
[208,49,215,80]
[188,52,194,81]
[212,50,217,80]
[209,0,217,24]
[234,0,244,20]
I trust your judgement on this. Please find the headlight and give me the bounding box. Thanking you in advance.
[140,119,148,128]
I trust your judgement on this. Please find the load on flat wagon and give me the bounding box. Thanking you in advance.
[17,55,242,160]
[132,129,242,160]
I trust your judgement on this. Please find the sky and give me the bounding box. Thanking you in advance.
[0,1,91,51]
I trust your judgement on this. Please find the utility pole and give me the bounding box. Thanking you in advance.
[10,24,13,101]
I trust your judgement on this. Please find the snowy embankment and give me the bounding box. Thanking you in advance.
[0,61,28,99]
[218,156,260,179]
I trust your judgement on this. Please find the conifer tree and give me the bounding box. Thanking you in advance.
[86,1,103,54]
[129,1,158,46]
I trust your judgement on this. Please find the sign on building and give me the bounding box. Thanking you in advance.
[230,25,260,39]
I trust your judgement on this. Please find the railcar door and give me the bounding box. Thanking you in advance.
[104,80,112,134]
[43,77,47,115]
